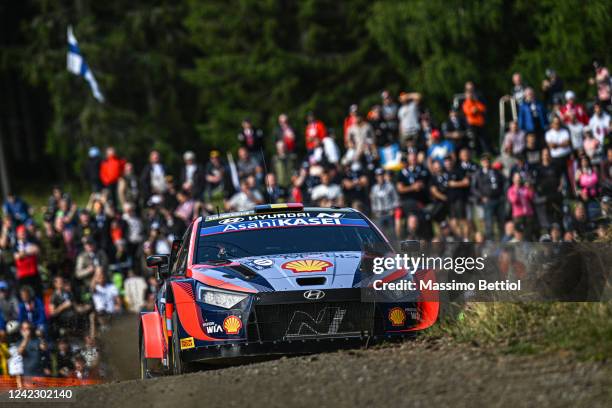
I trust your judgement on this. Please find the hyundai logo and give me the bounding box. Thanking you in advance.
[219,217,244,224]
[303,290,325,300]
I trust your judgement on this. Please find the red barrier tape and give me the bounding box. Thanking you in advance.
[0,375,100,391]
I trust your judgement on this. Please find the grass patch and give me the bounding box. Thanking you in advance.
[426,302,612,361]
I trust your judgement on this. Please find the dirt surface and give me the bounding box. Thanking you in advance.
[98,314,141,381]
[73,336,611,408]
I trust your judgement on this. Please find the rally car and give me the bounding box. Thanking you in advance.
[139,203,438,378]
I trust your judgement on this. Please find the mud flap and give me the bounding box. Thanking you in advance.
[141,312,166,359]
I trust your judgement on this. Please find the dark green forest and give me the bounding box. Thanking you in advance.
[0,0,610,184]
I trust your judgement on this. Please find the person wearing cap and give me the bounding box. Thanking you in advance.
[473,153,505,240]
[305,112,327,152]
[204,150,226,202]
[179,150,205,200]
[84,146,103,193]
[559,90,589,125]
[398,91,421,147]
[518,87,548,138]
[426,128,455,169]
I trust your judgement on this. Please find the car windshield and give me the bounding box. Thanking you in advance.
[196,218,388,262]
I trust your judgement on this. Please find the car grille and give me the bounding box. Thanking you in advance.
[247,301,377,342]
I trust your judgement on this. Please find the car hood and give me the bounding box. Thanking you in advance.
[190,252,364,292]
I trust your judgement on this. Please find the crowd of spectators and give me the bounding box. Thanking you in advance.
[0,63,611,384]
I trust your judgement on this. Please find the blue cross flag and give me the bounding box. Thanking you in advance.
[67,26,105,103]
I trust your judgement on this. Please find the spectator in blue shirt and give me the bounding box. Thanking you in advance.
[518,88,548,137]
[17,286,47,335]
[427,129,455,169]
[2,193,30,224]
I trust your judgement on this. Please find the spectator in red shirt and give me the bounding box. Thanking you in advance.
[274,113,296,153]
[559,91,589,125]
[462,87,489,154]
[13,225,42,296]
[305,111,327,152]
[99,147,125,204]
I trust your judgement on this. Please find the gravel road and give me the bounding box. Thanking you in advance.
[73,319,610,408]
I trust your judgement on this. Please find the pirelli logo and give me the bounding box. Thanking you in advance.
[180,337,195,350]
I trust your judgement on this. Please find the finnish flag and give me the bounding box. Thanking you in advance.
[67,26,104,102]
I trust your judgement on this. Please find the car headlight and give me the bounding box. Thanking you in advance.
[196,284,248,309]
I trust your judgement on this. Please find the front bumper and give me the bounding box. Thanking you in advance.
[182,288,420,362]
[181,333,415,363]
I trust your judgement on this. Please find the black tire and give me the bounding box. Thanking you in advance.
[171,310,185,375]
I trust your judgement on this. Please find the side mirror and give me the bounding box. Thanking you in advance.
[146,255,170,279]
[400,240,420,255]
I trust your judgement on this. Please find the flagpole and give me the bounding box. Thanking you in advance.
[0,128,11,199]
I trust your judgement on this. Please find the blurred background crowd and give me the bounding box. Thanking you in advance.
[0,62,611,384]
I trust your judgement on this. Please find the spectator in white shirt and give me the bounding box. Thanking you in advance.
[566,111,584,151]
[398,92,421,146]
[589,102,610,145]
[545,116,572,188]
[124,270,147,312]
[226,178,263,211]
[310,171,344,207]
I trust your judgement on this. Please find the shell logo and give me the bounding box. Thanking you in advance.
[388,307,406,327]
[223,315,242,334]
[281,259,333,273]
